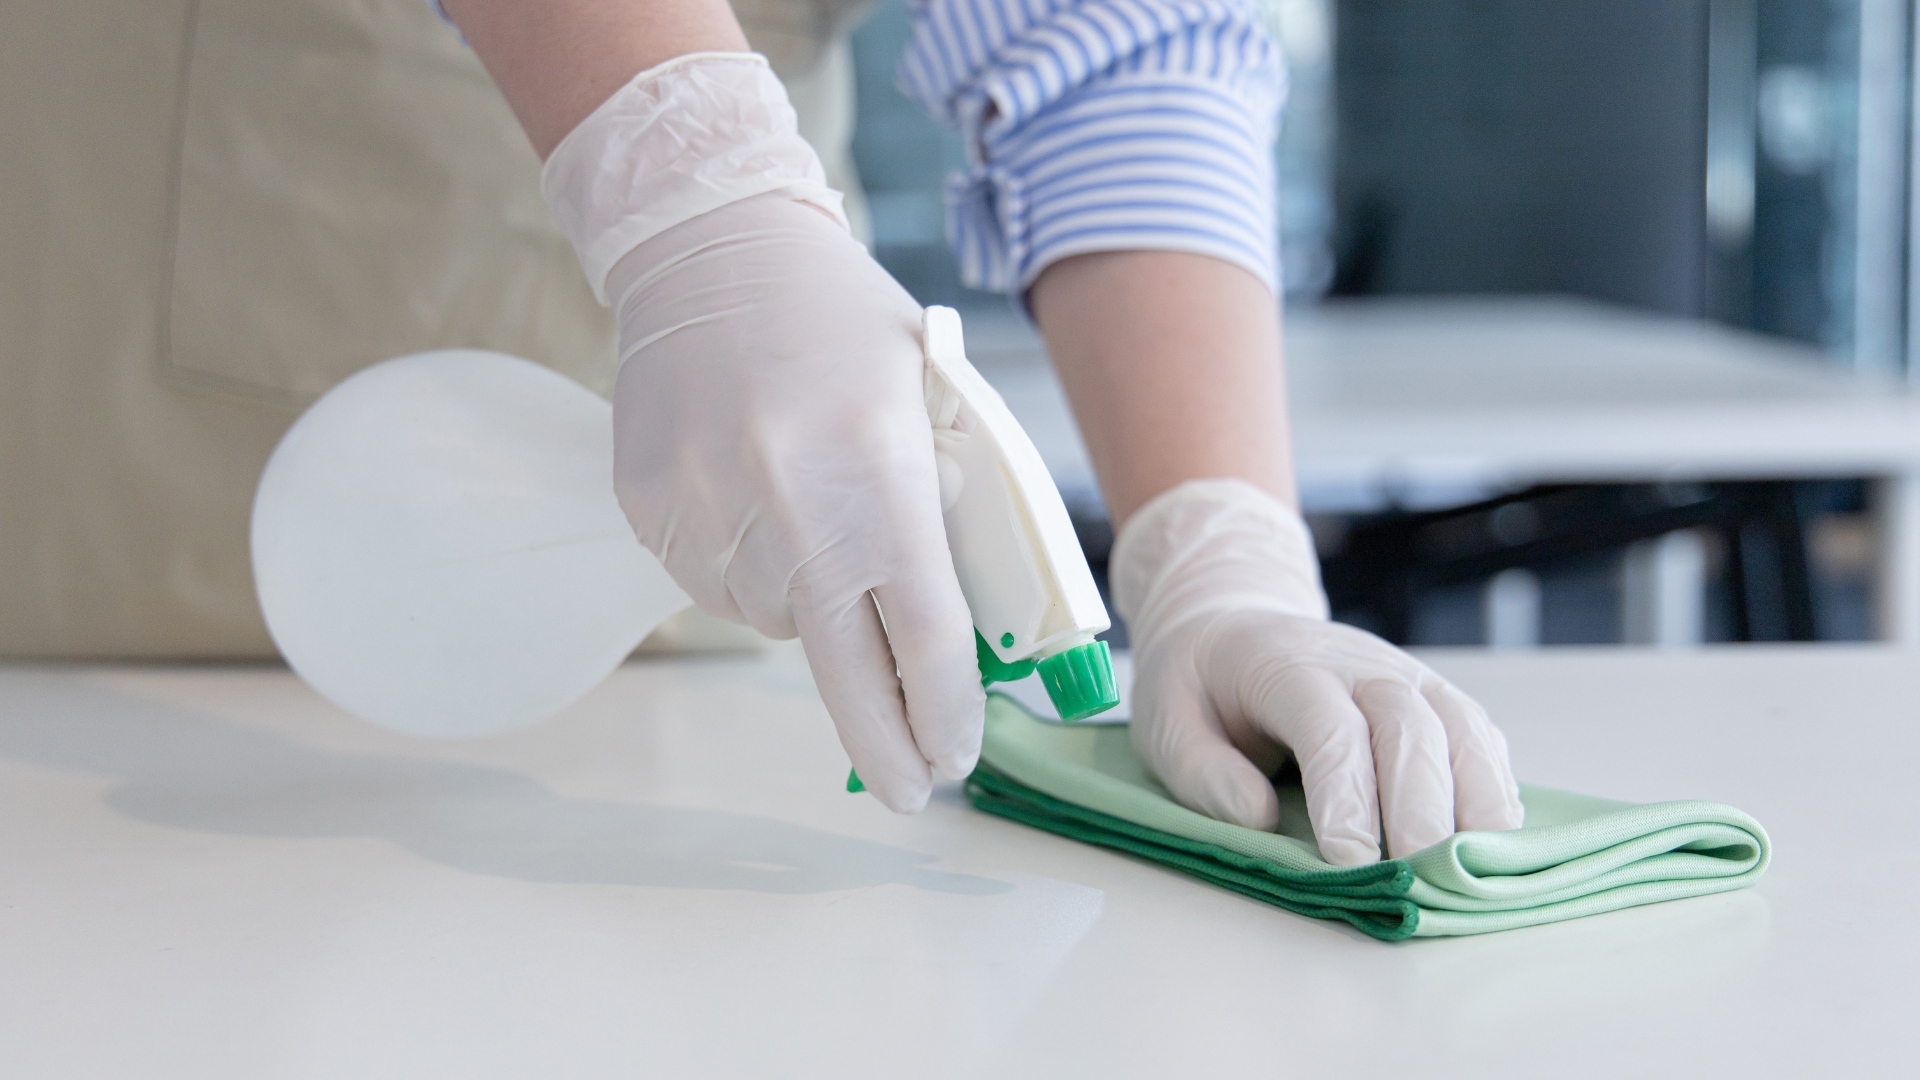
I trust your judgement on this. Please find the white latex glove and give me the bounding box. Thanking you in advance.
[1112,480,1525,864]
[541,53,983,812]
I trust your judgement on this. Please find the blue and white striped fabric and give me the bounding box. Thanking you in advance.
[898,0,1286,297]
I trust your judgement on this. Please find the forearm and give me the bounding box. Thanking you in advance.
[438,0,749,158]
[889,0,1292,523]
[1029,251,1298,527]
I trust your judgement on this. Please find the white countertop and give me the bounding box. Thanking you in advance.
[973,296,1920,510]
[1,645,1912,1078]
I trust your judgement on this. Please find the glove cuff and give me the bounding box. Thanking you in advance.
[540,52,849,305]
[1110,479,1330,647]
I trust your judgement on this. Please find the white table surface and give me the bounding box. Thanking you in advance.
[974,295,1920,509]
[1284,297,1920,504]
[1,646,1911,1078]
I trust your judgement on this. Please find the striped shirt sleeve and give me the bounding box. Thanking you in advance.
[898,0,1286,297]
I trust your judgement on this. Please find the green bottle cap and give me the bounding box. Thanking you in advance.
[1037,640,1119,723]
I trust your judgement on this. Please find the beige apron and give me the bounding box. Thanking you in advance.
[0,0,867,658]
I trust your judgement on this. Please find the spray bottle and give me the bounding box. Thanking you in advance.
[844,307,1119,789]
[250,307,1118,770]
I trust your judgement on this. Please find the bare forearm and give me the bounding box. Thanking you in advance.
[1028,251,1298,527]
[438,0,748,158]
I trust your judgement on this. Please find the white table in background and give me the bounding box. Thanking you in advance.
[1,646,1910,1078]
[972,296,1920,642]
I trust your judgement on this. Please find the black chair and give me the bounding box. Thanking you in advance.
[1319,481,1819,645]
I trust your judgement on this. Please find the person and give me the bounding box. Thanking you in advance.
[436,0,1524,865]
[2,0,1519,865]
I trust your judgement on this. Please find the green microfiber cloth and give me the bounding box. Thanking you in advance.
[967,694,1770,940]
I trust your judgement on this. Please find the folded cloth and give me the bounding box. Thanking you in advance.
[967,695,1770,940]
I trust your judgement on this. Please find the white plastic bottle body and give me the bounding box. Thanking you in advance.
[250,350,691,737]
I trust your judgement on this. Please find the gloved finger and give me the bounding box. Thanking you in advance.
[873,566,983,780]
[1242,665,1381,865]
[792,587,932,813]
[620,500,755,630]
[1353,679,1456,858]
[722,543,801,642]
[1131,661,1280,831]
[675,577,752,630]
[1423,681,1526,832]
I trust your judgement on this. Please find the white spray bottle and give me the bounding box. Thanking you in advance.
[919,306,1116,718]
[250,307,1118,766]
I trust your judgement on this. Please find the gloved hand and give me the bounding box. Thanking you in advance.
[541,53,983,812]
[1112,479,1525,864]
